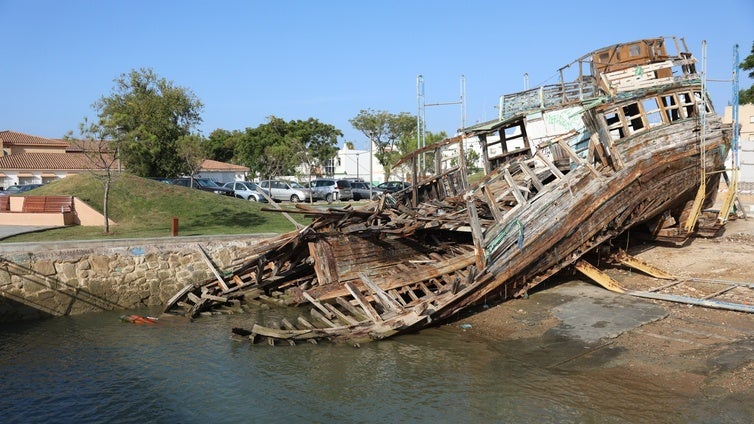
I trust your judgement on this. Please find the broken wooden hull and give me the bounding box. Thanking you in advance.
[163,36,733,346]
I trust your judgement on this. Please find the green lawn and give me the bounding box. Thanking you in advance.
[2,173,314,242]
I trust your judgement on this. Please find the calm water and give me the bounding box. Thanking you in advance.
[0,306,741,423]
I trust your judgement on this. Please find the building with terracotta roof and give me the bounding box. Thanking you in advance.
[194,159,249,183]
[0,130,106,188]
[0,130,249,188]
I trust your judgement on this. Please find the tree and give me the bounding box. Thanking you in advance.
[93,68,204,177]
[66,117,121,234]
[205,129,240,163]
[740,42,754,104]
[235,116,342,180]
[176,134,206,185]
[349,109,416,181]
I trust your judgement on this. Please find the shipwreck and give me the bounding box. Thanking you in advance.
[163,36,737,345]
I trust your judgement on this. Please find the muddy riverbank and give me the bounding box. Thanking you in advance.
[457,215,754,421]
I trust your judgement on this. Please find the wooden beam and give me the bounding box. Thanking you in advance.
[574,259,625,293]
[197,244,229,292]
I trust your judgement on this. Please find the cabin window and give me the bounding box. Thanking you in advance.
[661,94,682,121]
[628,44,641,57]
[622,103,645,134]
[642,98,663,127]
[604,109,625,140]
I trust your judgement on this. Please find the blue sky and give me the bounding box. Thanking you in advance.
[1,1,752,151]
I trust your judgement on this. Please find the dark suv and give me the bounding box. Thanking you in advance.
[310,178,353,202]
[170,178,234,196]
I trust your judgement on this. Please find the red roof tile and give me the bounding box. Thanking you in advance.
[0,152,106,170]
[200,159,249,171]
[0,130,70,147]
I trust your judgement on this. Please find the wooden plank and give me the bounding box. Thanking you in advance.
[311,308,338,328]
[519,160,545,192]
[502,167,527,206]
[303,291,335,319]
[324,303,360,325]
[163,282,195,312]
[612,249,675,280]
[297,316,315,329]
[466,198,486,270]
[201,293,228,302]
[281,318,297,330]
[336,297,368,321]
[197,244,229,292]
[482,184,505,222]
[187,291,202,304]
[574,260,625,293]
[359,273,405,313]
[345,281,381,322]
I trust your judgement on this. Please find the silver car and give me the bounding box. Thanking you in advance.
[222,181,266,202]
[257,180,305,202]
[310,178,353,202]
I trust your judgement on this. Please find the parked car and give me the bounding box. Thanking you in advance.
[376,181,411,194]
[350,181,383,201]
[257,180,306,202]
[170,178,234,196]
[222,181,267,202]
[309,178,353,202]
[0,183,44,195]
[287,181,312,201]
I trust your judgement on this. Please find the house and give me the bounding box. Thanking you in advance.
[193,159,249,183]
[0,130,98,189]
[1,130,248,188]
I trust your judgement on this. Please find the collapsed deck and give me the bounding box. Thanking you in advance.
[163,36,735,345]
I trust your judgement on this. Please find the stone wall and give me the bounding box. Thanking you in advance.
[0,235,273,323]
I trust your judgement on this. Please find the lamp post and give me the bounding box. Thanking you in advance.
[355,152,361,181]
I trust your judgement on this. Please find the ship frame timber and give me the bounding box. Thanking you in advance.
[164,36,734,346]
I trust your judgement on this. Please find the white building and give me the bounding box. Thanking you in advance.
[326,144,386,184]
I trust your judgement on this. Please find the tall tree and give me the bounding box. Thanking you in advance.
[93,68,204,177]
[740,41,754,104]
[349,109,416,181]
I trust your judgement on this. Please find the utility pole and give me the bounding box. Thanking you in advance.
[416,75,466,175]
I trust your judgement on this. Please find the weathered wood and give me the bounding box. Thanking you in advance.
[197,245,229,292]
[345,281,381,322]
[302,291,335,319]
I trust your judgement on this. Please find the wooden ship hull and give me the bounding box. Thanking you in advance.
[163,36,734,346]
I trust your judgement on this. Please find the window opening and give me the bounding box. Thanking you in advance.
[642,98,663,127]
[622,103,645,134]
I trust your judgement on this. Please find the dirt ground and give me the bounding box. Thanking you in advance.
[458,194,754,412]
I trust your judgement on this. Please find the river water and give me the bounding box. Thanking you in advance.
[0,306,740,423]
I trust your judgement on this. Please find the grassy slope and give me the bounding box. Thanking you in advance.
[3,173,310,242]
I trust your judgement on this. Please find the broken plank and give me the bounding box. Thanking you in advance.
[359,273,405,313]
[303,291,335,319]
[574,259,625,293]
[197,244,230,292]
[345,281,382,322]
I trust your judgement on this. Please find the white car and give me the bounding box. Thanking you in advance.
[222,181,266,202]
